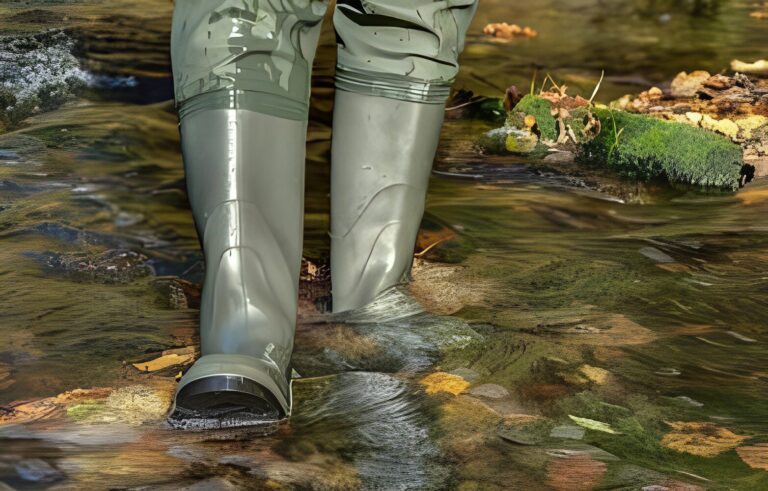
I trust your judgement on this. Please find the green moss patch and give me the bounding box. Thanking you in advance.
[508,95,744,189]
[582,108,744,190]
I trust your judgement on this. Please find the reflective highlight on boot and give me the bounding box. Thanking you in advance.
[172,109,308,421]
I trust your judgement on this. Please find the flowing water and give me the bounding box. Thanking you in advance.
[1,0,767,489]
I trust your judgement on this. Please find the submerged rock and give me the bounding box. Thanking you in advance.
[546,453,607,491]
[410,258,493,316]
[639,247,675,263]
[467,383,510,399]
[0,30,88,128]
[449,367,481,383]
[44,249,152,283]
[550,425,586,440]
[14,458,63,483]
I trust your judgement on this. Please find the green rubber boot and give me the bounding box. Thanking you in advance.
[168,0,327,429]
[330,0,478,313]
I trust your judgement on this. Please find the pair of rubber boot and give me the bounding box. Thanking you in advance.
[168,0,478,427]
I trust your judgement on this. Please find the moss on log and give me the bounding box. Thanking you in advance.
[583,108,743,189]
[507,95,744,190]
[513,95,558,141]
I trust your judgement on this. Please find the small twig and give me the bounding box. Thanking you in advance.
[469,72,507,93]
[414,239,446,258]
[543,73,561,94]
[445,97,488,111]
[589,70,605,105]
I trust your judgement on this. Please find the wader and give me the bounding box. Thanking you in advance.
[169,0,478,427]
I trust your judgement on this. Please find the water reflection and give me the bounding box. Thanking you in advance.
[1,0,767,488]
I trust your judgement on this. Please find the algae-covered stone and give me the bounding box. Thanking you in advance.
[477,126,539,154]
[502,94,745,189]
[582,107,744,189]
[512,95,558,141]
[504,127,539,153]
[467,383,510,399]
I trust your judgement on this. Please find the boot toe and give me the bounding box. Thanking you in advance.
[168,375,284,430]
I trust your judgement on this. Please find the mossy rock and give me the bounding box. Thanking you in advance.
[507,95,744,189]
[510,95,558,141]
[582,108,744,190]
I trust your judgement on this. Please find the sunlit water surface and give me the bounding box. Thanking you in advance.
[0,0,767,489]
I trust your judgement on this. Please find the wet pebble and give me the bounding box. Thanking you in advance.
[497,426,541,445]
[550,425,586,440]
[183,477,239,490]
[639,247,675,263]
[467,383,509,399]
[44,249,152,283]
[115,211,144,227]
[449,367,480,383]
[655,368,681,376]
[14,458,63,483]
[673,396,703,407]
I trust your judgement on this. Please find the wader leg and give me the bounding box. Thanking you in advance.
[330,0,478,313]
[168,0,328,427]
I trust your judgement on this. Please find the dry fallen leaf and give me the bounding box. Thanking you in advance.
[731,59,768,75]
[750,11,768,20]
[736,443,768,470]
[420,372,470,396]
[737,186,768,205]
[415,225,457,256]
[578,365,610,385]
[483,22,538,39]
[662,421,748,457]
[132,352,194,372]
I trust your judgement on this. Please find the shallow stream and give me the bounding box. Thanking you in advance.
[0,0,767,489]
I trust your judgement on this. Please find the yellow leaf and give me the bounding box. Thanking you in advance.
[578,365,610,385]
[662,421,748,457]
[132,353,193,372]
[419,372,470,396]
